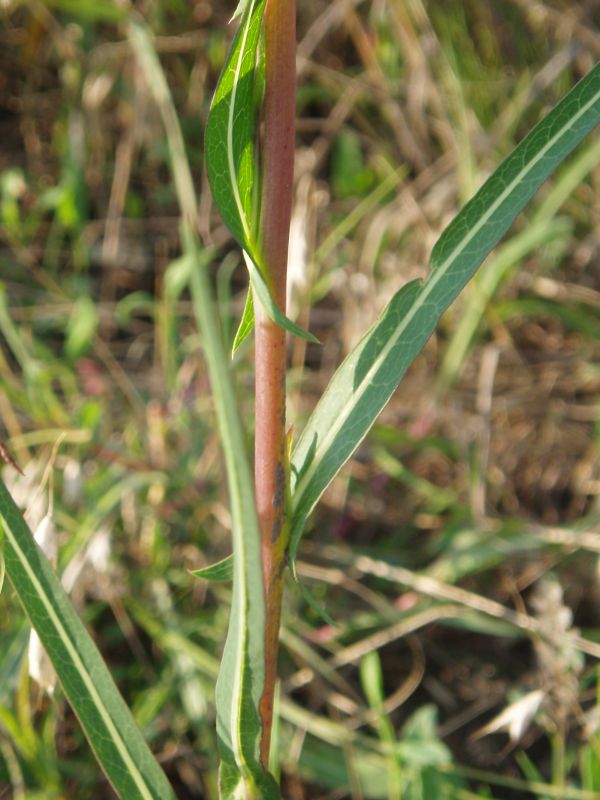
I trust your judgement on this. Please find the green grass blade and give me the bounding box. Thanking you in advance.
[290,62,600,566]
[41,0,126,22]
[0,480,176,800]
[191,554,234,582]
[129,21,279,797]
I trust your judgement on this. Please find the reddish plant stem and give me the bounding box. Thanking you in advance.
[254,0,296,769]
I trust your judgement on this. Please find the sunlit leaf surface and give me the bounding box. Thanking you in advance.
[290,62,600,567]
[0,480,177,800]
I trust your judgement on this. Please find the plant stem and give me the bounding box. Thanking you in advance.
[255,0,296,768]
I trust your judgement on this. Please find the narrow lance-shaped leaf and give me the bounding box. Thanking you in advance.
[185,254,280,800]
[205,0,265,254]
[206,0,261,351]
[244,253,320,345]
[0,479,177,800]
[190,554,233,582]
[206,0,314,349]
[290,63,600,567]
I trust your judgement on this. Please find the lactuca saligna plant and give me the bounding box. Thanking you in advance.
[204,0,600,789]
[0,3,598,798]
[205,0,308,793]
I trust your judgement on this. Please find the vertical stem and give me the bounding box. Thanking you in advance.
[255,0,296,768]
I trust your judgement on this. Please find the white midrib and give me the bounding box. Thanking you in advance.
[1,513,155,800]
[225,3,261,776]
[219,3,266,772]
[227,1,257,246]
[229,486,251,778]
[292,83,600,514]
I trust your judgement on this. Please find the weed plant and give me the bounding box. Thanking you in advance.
[0,1,600,798]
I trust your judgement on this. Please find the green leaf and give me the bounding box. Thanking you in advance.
[244,253,320,345]
[115,292,155,327]
[0,533,4,596]
[229,256,317,357]
[205,0,267,255]
[42,0,126,22]
[290,62,600,568]
[295,572,338,628]
[185,232,278,796]
[232,288,255,354]
[360,651,385,713]
[0,479,176,800]
[206,3,315,350]
[437,215,571,388]
[164,254,193,302]
[331,129,376,199]
[191,554,234,582]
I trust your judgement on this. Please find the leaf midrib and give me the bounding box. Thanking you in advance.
[228,479,252,776]
[1,507,154,800]
[227,0,257,247]
[219,2,260,768]
[292,82,600,516]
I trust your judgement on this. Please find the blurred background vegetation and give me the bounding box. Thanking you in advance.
[1,0,600,797]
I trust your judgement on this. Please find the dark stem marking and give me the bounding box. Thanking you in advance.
[0,441,24,475]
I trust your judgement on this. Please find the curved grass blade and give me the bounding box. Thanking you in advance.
[0,479,176,800]
[191,554,233,582]
[290,62,600,567]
